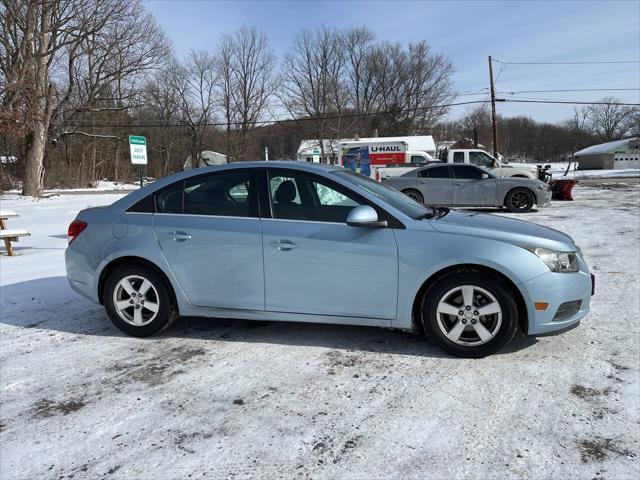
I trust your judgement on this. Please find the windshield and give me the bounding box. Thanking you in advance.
[333,170,434,219]
[469,151,495,168]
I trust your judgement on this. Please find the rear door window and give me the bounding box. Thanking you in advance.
[423,166,450,178]
[184,170,258,217]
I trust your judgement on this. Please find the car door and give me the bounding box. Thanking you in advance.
[451,165,497,206]
[153,170,264,310]
[418,166,453,205]
[261,169,398,320]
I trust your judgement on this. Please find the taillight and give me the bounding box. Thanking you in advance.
[375,170,381,182]
[68,219,87,244]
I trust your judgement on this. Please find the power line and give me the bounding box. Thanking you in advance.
[58,97,639,131]
[497,88,640,94]
[61,99,491,129]
[502,99,640,106]
[493,59,640,65]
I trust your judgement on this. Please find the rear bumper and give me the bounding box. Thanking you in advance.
[519,269,592,335]
[65,246,100,303]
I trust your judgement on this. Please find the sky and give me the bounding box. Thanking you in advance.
[146,0,640,124]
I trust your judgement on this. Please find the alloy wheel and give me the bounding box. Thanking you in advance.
[510,190,533,211]
[112,274,160,326]
[436,285,502,346]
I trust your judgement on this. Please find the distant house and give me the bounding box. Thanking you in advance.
[449,138,487,150]
[574,137,639,170]
[296,139,343,163]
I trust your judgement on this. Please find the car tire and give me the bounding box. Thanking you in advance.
[421,272,519,358]
[402,189,424,204]
[505,188,535,213]
[104,264,175,337]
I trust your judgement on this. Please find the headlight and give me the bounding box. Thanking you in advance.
[536,184,550,191]
[526,247,579,273]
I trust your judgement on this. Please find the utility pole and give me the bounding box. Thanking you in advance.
[488,55,499,160]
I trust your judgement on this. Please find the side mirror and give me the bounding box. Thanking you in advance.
[346,205,388,228]
[481,173,490,179]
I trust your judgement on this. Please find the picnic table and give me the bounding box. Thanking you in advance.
[0,209,30,256]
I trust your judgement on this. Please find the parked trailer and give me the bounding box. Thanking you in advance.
[339,136,436,177]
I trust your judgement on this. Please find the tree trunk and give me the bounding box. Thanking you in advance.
[22,121,47,196]
[21,7,53,197]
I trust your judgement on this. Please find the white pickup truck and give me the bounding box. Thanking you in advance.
[376,149,537,180]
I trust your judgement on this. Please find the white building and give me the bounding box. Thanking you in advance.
[575,137,639,170]
[296,139,343,163]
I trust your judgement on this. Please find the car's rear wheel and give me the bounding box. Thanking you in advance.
[402,189,424,204]
[104,264,174,336]
[505,188,535,213]
[421,272,518,357]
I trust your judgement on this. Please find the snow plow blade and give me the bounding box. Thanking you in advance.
[550,179,577,201]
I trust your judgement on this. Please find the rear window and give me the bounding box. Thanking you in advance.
[128,195,154,213]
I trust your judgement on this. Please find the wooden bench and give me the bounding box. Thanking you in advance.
[0,209,31,256]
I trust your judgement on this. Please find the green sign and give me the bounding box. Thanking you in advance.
[129,135,147,165]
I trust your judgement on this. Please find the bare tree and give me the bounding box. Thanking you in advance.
[173,50,217,164]
[368,41,455,135]
[585,97,634,141]
[563,107,591,153]
[280,27,346,162]
[57,4,170,184]
[215,27,276,161]
[144,67,180,176]
[342,27,378,117]
[0,0,139,196]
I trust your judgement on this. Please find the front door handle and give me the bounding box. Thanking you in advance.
[168,231,192,241]
[454,182,463,186]
[270,239,299,251]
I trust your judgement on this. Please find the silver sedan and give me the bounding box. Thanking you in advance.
[383,164,552,212]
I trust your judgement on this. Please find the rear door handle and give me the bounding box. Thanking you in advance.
[454,182,463,186]
[270,239,299,251]
[168,231,192,241]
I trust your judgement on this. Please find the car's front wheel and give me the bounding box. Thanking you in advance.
[505,188,535,213]
[421,272,518,357]
[104,264,174,336]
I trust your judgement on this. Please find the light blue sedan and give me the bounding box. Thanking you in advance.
[65,162,593,357]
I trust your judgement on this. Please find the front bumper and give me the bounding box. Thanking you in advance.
[519,268,592,335]
[535,189,552,208]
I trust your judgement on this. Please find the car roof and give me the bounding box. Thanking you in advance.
[188,160,340,174]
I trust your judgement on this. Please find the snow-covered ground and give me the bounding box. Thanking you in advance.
[1,184,638,479]
[4,180,139,195]
[510,161,640,179]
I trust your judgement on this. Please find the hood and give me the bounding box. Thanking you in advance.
[424,210,575,251]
